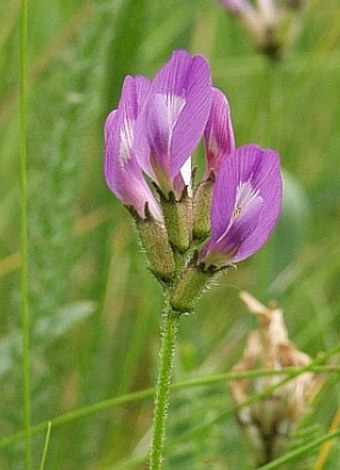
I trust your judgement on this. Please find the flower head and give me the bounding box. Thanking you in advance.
[104,49,283,293]
[198,144,282,269]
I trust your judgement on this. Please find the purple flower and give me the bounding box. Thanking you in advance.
[135,49,212,196]
[198,144,282,268]
[204,87,235,175]
[104,75,163,221]
[219,0,252,15]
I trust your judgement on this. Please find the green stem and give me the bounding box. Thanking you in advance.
[149,307,180,469]
[38,422,52,470]
[20,0,32,468]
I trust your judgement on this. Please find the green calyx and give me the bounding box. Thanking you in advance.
[132,207,176,282]
[170,261,216,314]
[160,187,193,253]
[192,172,215,241]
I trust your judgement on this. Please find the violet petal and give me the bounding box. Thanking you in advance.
[199,144,282,265]
[137,50,212,191]
[204,87,235,174]
[104,76,162,221]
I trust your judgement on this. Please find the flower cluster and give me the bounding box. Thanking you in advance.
[104,50,282,312]
[219,0,307,60]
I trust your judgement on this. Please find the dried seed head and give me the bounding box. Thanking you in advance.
[229,291,318,465]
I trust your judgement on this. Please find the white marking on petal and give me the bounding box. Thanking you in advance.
[217,181,262,244]
[160,93,186,129]
[180,156,192,187]
[119,118,134,166]
[231,181,260,221]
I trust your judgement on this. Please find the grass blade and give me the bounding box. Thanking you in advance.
[19,0,31,467]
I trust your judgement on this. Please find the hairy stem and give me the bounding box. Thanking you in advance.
[149,306,180,469]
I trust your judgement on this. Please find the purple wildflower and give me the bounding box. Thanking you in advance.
[218,1,306,61]
[135,49,212,197]
[198,144,282,269]
[104,75,163,221]
[204,87,235,176]
[218,0,253,15]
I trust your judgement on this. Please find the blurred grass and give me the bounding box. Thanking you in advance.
[0,0,340,468]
